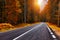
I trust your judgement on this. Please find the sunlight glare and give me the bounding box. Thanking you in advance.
[38,0,43,6]
[37,0,48,12]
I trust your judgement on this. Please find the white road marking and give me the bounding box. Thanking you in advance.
[47,27,53,34]
[13,23,43,40]
[52,34,56,38]
[46,24,57,39]
[50,32,53,34]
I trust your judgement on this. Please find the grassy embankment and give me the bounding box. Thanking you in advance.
[0,23,31,32]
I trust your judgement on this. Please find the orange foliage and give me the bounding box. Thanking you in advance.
[0,23,14,29]
[4,0,22,24]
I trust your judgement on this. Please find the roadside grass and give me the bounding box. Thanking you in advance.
[0,23,31,32]
[47,23,60,38]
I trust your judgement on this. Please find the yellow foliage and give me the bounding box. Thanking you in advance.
[0,23,31,32]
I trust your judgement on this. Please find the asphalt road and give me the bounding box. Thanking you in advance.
[0,23,58,40]
[0,24,38,40]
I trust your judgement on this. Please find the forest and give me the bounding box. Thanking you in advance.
[0,0,60,27]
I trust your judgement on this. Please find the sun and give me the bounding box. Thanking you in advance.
[37,0,48,11]
[34,0,48,12]
[38,0,43,6]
